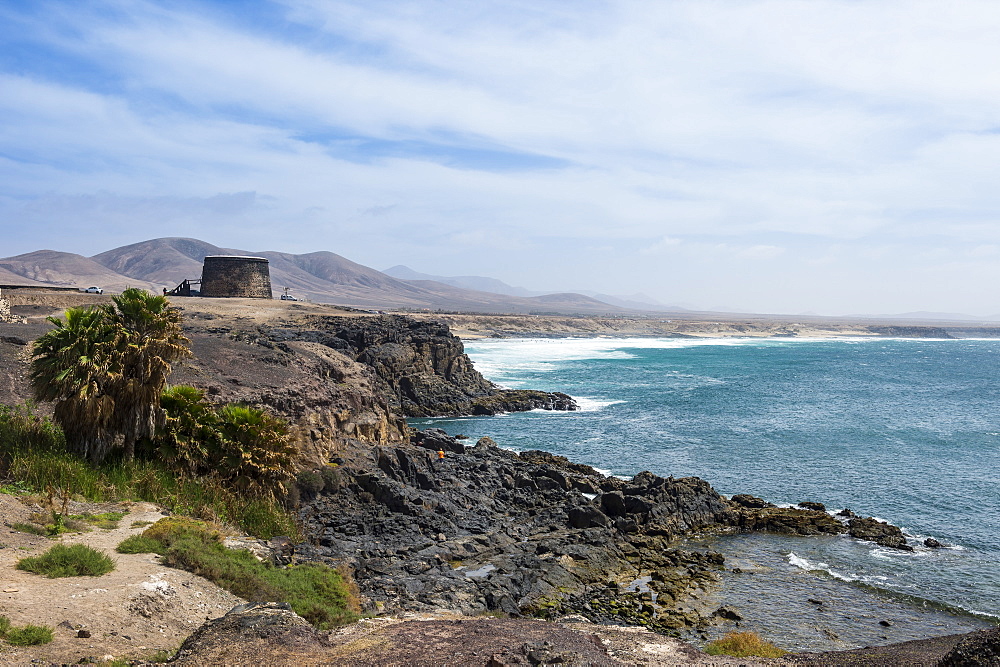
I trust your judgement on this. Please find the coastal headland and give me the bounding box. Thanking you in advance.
[0,290,997,664]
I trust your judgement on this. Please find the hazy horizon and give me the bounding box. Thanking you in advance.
[4,1,1000,317]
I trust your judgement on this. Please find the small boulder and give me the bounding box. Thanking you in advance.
[731,494,775,509]
[412,428,465,454]
[712,606,743,621]
[798,501,827,512]
[924,537,943,548]
[567,505,610,529]
[848,517,913,551]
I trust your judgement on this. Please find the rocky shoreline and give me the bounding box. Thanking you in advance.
[289,427,925,640]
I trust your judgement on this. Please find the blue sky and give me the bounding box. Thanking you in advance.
[3,0,1000,316]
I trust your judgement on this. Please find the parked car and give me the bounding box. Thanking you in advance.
[82,286,104,294]
[280,294,299,301]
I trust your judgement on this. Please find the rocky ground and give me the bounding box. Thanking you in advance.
[0,494,243,664]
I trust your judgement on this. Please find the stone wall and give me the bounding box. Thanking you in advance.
[200,256,272,299]
[0,288,24,323]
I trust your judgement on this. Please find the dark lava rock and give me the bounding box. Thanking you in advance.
[925,537,943,548]
[730,494,775,509]
[272,315,577,418]
[848,517,914,551]
[712,606,743,621]
[941,626,1000,666]
[295,430,735,633]
[731,505,846,536]
[413,428,466,454]
[172,602,324,665]
[293,428,919,637]
[837,508,857,518]
[798,501,827,512]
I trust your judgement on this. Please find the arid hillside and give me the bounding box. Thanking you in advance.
[2,237,635,315]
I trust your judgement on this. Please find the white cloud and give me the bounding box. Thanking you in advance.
[4,0,1000,314]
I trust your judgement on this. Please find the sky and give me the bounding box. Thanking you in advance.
[3,0,1000,317]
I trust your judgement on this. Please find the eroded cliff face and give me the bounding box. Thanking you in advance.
[169,327,409,466]
[267,315,576,417]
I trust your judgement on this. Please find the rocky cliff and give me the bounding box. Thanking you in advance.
[265,315,576,417]
[168,312,575,464]
[167,325,409,466]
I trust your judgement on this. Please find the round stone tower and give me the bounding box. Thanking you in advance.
[200,256,272,299]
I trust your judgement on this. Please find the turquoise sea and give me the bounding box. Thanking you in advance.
[412,336,1000,650]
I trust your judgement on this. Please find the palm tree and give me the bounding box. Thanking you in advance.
[107,288,190,460]
[31,289,190,463]
[30,306,118,462]
[215,404,296,500]
[158,384,219,475]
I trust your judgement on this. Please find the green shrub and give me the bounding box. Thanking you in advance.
[295,470,323,498]
[9,522,48,537]
[319,465,341,492]
[704,631,786,658]
[158,385,220,474]
[147,648,176,662]
[4,624,54,646]
[0,615,54,647]
[116,534,165,554]
[1,437,299,540]
[16,543,115,578]
[78,511,126,529]
[122,518,357,629]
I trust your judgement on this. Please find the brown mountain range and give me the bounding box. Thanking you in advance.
[0,238,637,315]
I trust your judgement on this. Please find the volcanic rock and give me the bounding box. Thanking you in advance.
[848,517,914,551]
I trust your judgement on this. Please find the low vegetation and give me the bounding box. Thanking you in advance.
[16,543,115,578]
[704,631,787,658]
[0,402,298,540]
[0,616,54,646]
[117,518,359,629]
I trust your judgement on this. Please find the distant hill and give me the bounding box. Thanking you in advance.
[383,265,535,297]
[384,265,678,311]
[0,237,633,315]
[0,250,159,292]
[92,238,215,286]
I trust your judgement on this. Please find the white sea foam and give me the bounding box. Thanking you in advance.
[463,336,935,385]
[787,553,858,583]
[573,397,626,412]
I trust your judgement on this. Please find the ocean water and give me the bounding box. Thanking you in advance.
[411,336,1000,649]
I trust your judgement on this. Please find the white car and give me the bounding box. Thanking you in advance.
[82,286,104,294]
[280,294,299,301]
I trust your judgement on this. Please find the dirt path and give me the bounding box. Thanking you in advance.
[0,495,243,664]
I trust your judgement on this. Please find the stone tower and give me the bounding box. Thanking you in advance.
[199,256,273,299]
